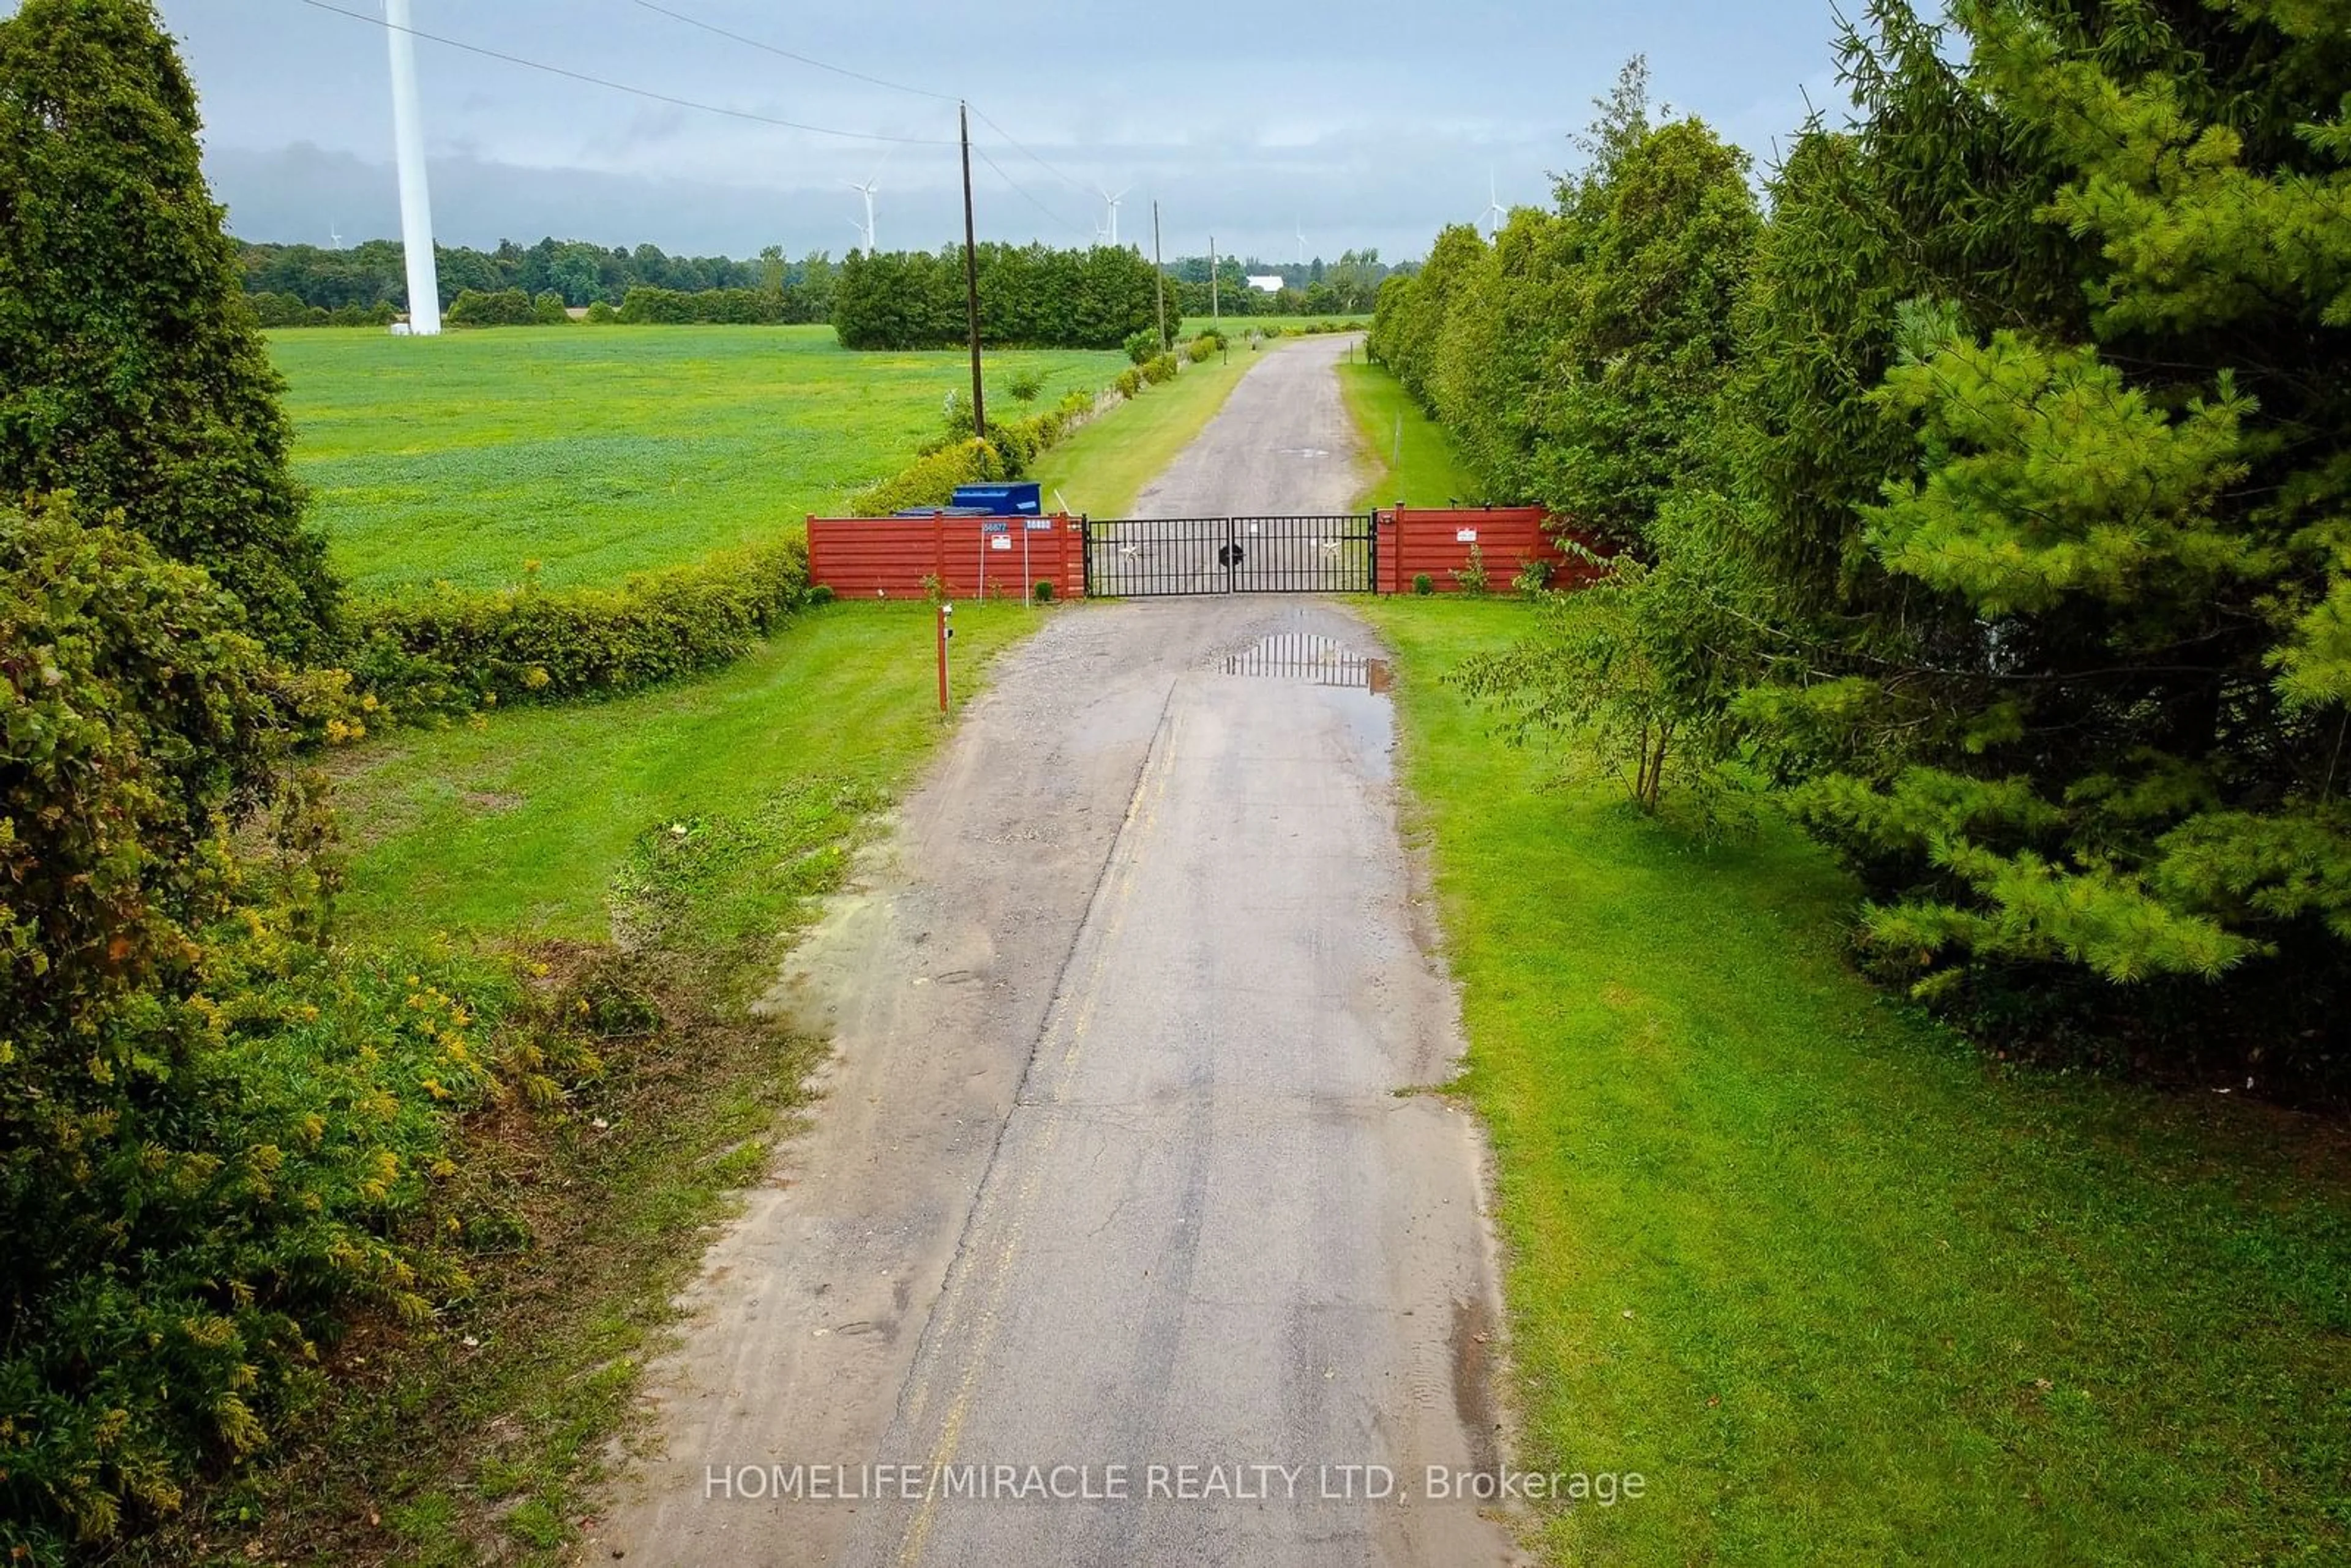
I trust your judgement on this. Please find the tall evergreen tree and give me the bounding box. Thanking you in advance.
[1732,0,2351,1086]
[0,0,337,659]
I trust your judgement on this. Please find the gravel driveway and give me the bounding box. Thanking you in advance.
[593,336,1514,1567]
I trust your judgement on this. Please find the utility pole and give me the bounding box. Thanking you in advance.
[1210,234,1220,326]
[1152,200,1167,352]
[959,101,986,440]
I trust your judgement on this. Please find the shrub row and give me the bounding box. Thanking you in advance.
[248,293,397,328]
[614,285,796,325]
[849,357,1191,518]
[342,539,819,718]
[845,438,1008,518]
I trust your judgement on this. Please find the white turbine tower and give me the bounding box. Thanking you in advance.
[329,220,343,249]
[1097,186,1131,247]
[1295,220,1307,268]
[1483,171,1507,235]
[846,178,878,255]
[383,0,440,334]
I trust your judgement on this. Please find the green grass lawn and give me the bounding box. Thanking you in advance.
[1365,598,2351,1567]
[1027,348,1254,518]
[1338,358,1482,509]
[270,325,1125,594]
[332,600,1033,949]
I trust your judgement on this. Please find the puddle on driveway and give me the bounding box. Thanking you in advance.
[1223,631,1393,692]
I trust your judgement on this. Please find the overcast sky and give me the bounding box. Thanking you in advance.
[116,0,1850,264]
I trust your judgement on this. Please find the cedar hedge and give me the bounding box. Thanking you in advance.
[343,539,817,718]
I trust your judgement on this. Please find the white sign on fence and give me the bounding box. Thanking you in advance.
[1456,528,1479,542]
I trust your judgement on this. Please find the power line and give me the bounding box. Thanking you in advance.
[294,0,956,146]
[626,0,1109,208]
[965,102,1101,201]
[969,143,1091,244]
[629,0,959,104]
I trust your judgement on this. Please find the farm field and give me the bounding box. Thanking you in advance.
[1366,598,2351,1566]
[268,324,1127,593]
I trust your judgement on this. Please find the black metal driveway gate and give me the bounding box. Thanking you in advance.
[1081,514,1376,596]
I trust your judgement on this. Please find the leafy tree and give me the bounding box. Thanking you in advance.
[0,0,337,659]
[1376,64,1760,550]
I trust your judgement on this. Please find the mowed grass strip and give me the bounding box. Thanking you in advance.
[1337,358,1481,510]
[1026,347,1254,519]
[1365,597,2351,1566]
[331,600,1033,947]
[270,325,1125,594]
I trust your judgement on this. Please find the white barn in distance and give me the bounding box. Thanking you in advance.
[1245,274,1284,293]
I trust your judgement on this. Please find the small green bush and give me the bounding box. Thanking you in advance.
[444,287,537,328]
[1123,328,1158,364]
[1186,336,1215,363]
[1453,542,1491,596]
[1114,367,1144,399]
[1007,369,1046,403]
[1413,571,1436,596]
[989,408,1071,476]
[1140,353,1179,385]
[846,437,1006,518]
[583,298,619,323]
[531,289,570,325]
[1033,578,1055,604]
[345,539,817,716]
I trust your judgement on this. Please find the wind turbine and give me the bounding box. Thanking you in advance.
[1097,186,1131,247]
[1483,171,1506,235]
[329,220,343,249]
[846,177,877,255]
[1295,220,1307,269]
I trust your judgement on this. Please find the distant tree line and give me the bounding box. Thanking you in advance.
[238,231,1390,339]
[1165,249,1396,318]
[236,235,842,317]
[832,242,1174,350]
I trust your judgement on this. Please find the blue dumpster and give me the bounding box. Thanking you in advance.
[893,506,992,517]
[950,481,1042,516]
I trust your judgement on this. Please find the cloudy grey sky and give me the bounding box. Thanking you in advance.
[128,0,1849,264]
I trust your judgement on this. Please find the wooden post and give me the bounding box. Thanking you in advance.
[1153,200,1167,353]
[936,602,951,712]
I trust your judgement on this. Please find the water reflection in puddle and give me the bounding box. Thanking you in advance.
[1223,632,1393,692]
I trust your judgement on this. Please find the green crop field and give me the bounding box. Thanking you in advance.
[268,324,1127,595]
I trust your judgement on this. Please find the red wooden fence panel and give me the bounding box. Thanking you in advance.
[806,512,1084,601]
[1374,506,1608,593]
